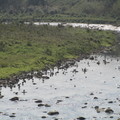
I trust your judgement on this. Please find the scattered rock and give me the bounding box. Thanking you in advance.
[72,69,78,73]
[0,95,4,99]
[0,112,3,114]
[89,56,94,60]
[22,90,27,94]
[43,111,47,113]
[38,104,45,107]
[94,106,99,109]
[44,104,51,107]
[41,116,47,119]
[94,106,106,113]
[82,68,87,73]
[97,61,100,65]
[65,96,69,98]
[110,116,113,118]
[77,117,86,120]
[35,72,43,78]
[56,100,63,104]
[10,97,19,101]
[74,85,76,87]
[35,100,42,103]
[42,75,49,79]
[13,92,18,95]
[33,83,37,85]
[90,93,94,95]
[105,108,114,114]
[108,101,113,103]
[82,106,87,109]
[38,104,51,107]
[54,119,58,120]
[9,115,16,117]
[94,97,98,99]
[48,111,59,116]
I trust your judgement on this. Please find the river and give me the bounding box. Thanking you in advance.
[0,23,120,120]
[25,22,120,32]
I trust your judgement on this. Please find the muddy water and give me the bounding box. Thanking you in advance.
[0,53,120,120]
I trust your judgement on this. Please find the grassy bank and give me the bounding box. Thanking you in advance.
[0,24,116,79]
[0,15,120,26]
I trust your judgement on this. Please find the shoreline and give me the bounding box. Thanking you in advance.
[0,46,114,86]
[0,24,118,85]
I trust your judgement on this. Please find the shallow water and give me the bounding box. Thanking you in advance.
[25,22,120,32]
[0,54,120,120]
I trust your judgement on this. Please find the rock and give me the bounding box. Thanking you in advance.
[95,107,105,113]
[44,104,51,107]
[110,116,113,118]
[105,108,114,114]
[94,97,98,99]
[41,116,46,118]
[0,95,4,99]
[48,111,59,116]
[97,61,100,65]
[89,56,94,60]
[90,93,94,95]
[38,103,51,107]
[72,69,78,73]
[35,100,42,103]
[9,115,16,117]
[42,75,49,79]
[82,106,87,109]
[56,100,63,104]
[43,111,47,113]
[77,117,86,120]
[22,90,27,94]
[94,106,99,109]
[38,104,45,107]
[65,96,69,98]
[10,97,19,101]
[33,83,37,85]
[108,101,113,103]
[35,72,43,78]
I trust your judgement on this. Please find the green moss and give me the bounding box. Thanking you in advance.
[0,24,116,79]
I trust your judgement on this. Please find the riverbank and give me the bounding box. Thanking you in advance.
[0,24,117,81]
[1,54,120,120]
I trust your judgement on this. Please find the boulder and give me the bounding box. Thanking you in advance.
[10,97,19,101]
[77,117,86,120]
[35,100,42,103]
[105,108,114,114]
[41,116,46,119]
[38,104,44,107]
[48,111,59,115]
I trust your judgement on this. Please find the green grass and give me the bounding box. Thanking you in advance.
[0,24,116,79]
